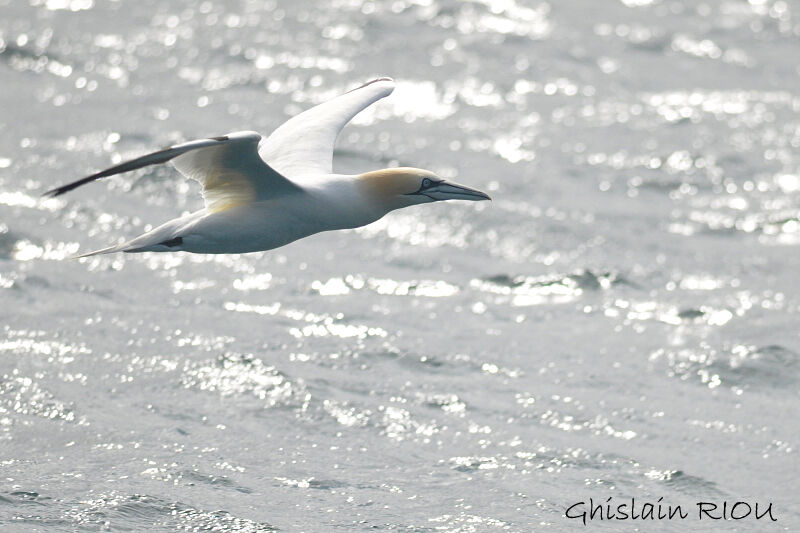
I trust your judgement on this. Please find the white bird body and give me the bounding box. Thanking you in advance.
[45,78,490,256]
[133,178,380,254]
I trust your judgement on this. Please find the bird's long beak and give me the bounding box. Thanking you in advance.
[424,180,491,202]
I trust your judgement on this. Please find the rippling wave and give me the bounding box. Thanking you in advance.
[1,0,798,530]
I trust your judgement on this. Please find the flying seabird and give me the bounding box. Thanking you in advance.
[45,77,490,256]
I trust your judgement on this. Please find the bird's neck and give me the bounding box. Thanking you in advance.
[305,173,389,230]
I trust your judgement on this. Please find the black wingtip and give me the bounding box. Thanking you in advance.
[42,186,65,198]
[42,179,87,198]
[346,77,395,94]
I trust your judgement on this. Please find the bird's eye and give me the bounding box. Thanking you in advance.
[422,178,432,188]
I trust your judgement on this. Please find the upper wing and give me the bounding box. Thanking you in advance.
[259,77,395,178]
[44,131,301,213]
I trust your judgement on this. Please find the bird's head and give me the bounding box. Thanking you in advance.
[358,167,490,213]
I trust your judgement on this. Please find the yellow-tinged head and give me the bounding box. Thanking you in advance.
[357,167,490,212]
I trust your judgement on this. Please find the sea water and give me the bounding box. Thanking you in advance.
[1,0,798,530]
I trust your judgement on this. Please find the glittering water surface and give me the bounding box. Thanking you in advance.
[1,0,799,531]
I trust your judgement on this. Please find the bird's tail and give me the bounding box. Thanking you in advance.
[71,239,178,259]
[71,236,184,258]
[70,213,200,259]
[71,243,129,259]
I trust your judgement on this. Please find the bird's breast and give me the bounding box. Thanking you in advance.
[180,192,376,253]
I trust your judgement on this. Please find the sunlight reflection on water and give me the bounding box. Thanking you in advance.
[2,0,800,530]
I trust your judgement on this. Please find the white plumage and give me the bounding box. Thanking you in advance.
[45,77,490,256]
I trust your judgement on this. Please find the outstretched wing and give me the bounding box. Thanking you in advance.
[259,77,395,178]
[44,131,300,213]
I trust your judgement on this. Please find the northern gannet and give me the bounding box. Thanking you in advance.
[45,77,490,256]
